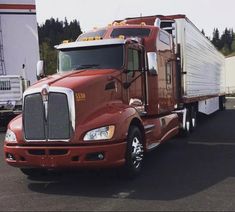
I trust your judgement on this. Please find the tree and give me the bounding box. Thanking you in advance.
[220,28,234,55]
[227,28,234,52]
[38,18,82,74]
[201,29,205,35]
[212,28,223,50]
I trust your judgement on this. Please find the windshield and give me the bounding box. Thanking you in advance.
[58,45,124,72]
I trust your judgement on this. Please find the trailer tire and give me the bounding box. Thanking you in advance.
[190,105,198,131]
[219,96,226,111]
[180,108,191,137]
[122,126,144,178]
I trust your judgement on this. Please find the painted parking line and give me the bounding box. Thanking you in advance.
[188,141,235,146]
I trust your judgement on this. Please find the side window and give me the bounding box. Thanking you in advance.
[159,31,170,45]
[59,53,72,71]
[128,49,134,71]
[133,50,139,70]
[166,62,172,85]
[127,49,140,71]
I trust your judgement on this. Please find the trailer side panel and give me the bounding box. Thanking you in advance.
[175,18,225,99]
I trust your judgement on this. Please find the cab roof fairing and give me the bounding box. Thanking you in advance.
[55,39,127,50]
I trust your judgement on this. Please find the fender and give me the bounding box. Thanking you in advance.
[6,114,24,144]
[6,103,143,145]
[75,102,143,144]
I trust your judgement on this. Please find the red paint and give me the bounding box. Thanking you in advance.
[0,4,36,10]
[4,142,126,169]
[3,15,180,171]
[4,14,224,173]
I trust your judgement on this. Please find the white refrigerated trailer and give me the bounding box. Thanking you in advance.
[225,56,235,94]
[173,16,226,115]
[153,15,226,116]
[116,14,226,132]
[0,0,39,125]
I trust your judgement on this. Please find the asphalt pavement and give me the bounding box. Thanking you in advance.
[0,98,235,211]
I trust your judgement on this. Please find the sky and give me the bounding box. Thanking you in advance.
[35,0,235,37]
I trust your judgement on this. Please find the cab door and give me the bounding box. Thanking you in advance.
[157,30,176,113]
[125,46,145,114]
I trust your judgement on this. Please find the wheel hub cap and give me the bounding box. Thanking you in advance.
[132,137,144,168]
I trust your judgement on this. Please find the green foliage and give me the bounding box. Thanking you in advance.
[38,18,235,74]
[211,28,234,56]
[39,42,57,75]
[38,18,82,75]
[201,29,205,35]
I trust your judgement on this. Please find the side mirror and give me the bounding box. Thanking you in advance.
[147,52,158,75]
[36,60,45,80]
[129,98,143,107]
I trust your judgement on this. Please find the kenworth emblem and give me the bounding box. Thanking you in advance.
[41,84,49,119]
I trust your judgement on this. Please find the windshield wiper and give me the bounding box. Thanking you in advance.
[73,64,100,70]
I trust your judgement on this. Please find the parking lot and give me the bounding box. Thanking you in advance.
[0,98,235,211]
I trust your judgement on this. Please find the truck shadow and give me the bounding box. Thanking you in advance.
[27,110,235,201]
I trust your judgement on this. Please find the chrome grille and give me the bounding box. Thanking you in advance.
[47,92,71,139]
[23,87,75,142]
[24,93,45,140]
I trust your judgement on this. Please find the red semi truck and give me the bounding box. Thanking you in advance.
[4,15,226,177]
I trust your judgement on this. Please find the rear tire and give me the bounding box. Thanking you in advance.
[219,96,226,111]
[181,108,191,137]
[122,126,144,178]
[190,105,198,131]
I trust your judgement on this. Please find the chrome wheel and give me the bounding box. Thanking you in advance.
[122,126,144,178]
[131,137,144,169]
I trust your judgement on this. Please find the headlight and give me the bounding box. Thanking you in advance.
[5,129,17,142]
[84,125,115,141]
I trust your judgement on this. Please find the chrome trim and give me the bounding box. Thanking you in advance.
[23,86,76,142]
[154,18,161,27]
[44,101,48,120]
[41,84,49,120]
[182,26,186,96]
[129,98,145,115]
[144,124,155,134]
[192,118,196,128]
[147,142,161,151]
[55,39,126,50]
[47,139,72,142]
[144,52,149,106]
[173,108,187,129]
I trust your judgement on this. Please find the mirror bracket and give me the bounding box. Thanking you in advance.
[36,60,45,80]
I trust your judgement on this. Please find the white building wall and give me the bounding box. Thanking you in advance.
[225,56,235,94]
[0,0,39,84]
[0,0,35,3]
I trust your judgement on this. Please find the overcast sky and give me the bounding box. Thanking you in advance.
[35,0,234,37]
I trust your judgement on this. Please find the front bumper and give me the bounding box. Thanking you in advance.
[4,142,126,169]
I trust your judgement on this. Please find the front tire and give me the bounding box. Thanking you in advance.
[123,126,144,178]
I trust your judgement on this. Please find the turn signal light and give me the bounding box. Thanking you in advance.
[62,40,69,44]
[118,35,125,40]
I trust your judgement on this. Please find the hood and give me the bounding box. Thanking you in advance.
[29,69,119,91]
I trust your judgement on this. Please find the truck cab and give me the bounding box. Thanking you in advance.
[77,23,178,114]
[4,18,187,177]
